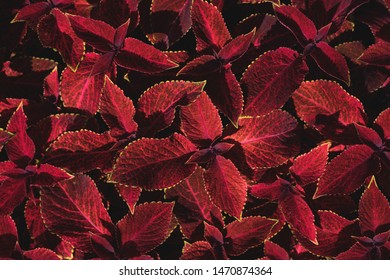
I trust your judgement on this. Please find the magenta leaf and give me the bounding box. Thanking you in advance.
[99,76,138,138]
[0,215,17,258]
[204,155,247,219]
[40,174,113,252]
[111,133,197,190]
[225,216,277,256]
[191,0,231,52]
[315,145,380,198]
[242,47,309,116]
[117,202,174,257]
[226,111,300,169]
[37,9,84,71]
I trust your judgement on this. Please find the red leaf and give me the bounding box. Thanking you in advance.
[226,111,300,169]
[0,129,13,151]
[0,178,27,215]
[23,248,60,260]
[177,55,220,76]
[6,104,35,167]
[218,29,255,63]
[137,80,206,136]
[148,0,193,49]
[280,193,317,244]
[90,233,116,259]
[293,80,366,137]
[111,133,197,190]
[43,130,117,173]
[264,240,289,260]
[204,223,224,247]
[117,202,174,256]
[115,185,141,214]
[99,0,138,30]
[180,92,222,146]
[205,68,243,126]
[274,5,317,46]
[40,174,113,252]
[242,47,308,116]
[100,76,138,138]
[359,177,390,235]
[290,143,330,186]
[204,155,247,219]
[43,67,59,102]
[60,53,105,114]
[358,40,390,66]
[374,108,390,140]
[315,145,380,198]
[336,242,370,259]
[114,38,178,73]
[354,124,383,148]
[225,216,277,256]
[0,215,17,258]
[33,164,73,186]
[67,14,115,52]
[250,179,284,201]
[180,241,215,260]
[166,168,223,239]
[310,41,350,84]
[12,2,51,23]
[191,0,231,52]
[37,9,84,71]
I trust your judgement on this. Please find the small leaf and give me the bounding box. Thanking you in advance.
[180,241,215,260]
[0,215,18,258]
[117,202,174,257]
[43,67,59,102]
[0,129,13,151]
[204,155,247,219]
[264,240,289,260]
[242,47,308,116]
[218,29,255,63]
[177,55,220,76]
[33,164,73,186]
[115,185,141,214]
[225,216,277,256]
[111,133,197,190]
[374,108,390,140]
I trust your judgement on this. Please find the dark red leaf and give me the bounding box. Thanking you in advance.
[250,179,284,201]
[90,233,116,259]
[111,133,197,190]
[0,129,13,151]
[43,67,59,102]
[177,55,220,76]
[374,108,390,140]
[180,241,215,260]
[40,174,113,252]
[225,216,277,256]
[12,2,51,23]
[0,215,17,258]
[204,222,224,247]
[336,242,370,259]
[0,178,27,215]
[117,202,174,256]
[191,0,231,52]
[218,29,255,63]
[226,111,300,169]
[33,164,73,186]
[23,248,60,260]
[354,124,383,148]
[204,155,247,219]
[315,145,380,198]
[264,240,289,260]
[115,185,141,214]
[242,47,308,116]
[358,40,390,67]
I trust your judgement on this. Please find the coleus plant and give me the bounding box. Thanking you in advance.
[0,0,389,260]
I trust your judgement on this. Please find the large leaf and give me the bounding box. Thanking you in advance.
[165,168,223,239]
[359,177,390,235]
[37,9,84,71]
[358,40,390,67]
[180,92,222,146]
[225,216,277,256]
[43,130,117,173]
[99,76,138,138]
[111,133,197,190]
[117,202,174,257]
[137,80,205,136]
[60,53,105,114]
[0,215,17,258]
[40,174,113,252]
[226,111,300,169]
[191,0,231,52]
[242,47,308,116]
[315,145,380,198]
[204,155,247,219]
[114,38,178,73]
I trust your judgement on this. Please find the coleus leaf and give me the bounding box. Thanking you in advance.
[0,215,17,258]
[177,55,220,76]
[23,248,61,260]
[359,177,390,235]
[242,47,309,116]
[191,0,232,53]
[218,29,255,64]
[226,110,300,169]
[180,92,222,146]
[0,129,13,151]
[180,241,215,260]
[374,108,390,140]
[315,145,381,198]
[90,232,116,260]
[147,0,193,49]
[99,0,139,30]
[32,164,73,186]
[5,103,35,167]
[43,130,118,173]
[290,143,330,186]
[60,53,105,114]
[165,168,223,239]
[137,80,206,136]
[358,39,390,67]
[117,202,174,257]
[354,124,383,148]
[0,178,27,215]
[204,155,247,219]
[111,133,197,190]
[37,9,84,71]
[40,174,113,252]
[99,76,138,139]
[43,67,59,103]
[263,240,289,260]
[293,80,366,138]
[12,2,51,23]
[224,216,277,256]
[116,185,141,214]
